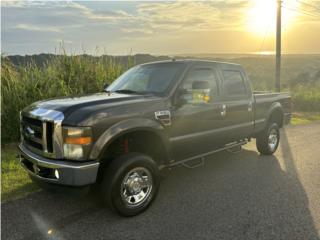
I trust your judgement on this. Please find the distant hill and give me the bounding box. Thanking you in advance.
[6,53,172,68]
[5,53,320,90]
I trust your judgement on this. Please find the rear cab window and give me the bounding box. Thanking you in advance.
[221,68,248,98]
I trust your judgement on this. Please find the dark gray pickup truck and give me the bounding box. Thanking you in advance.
[19,60,291,216]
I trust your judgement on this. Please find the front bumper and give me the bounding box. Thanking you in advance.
[18,143,99,187]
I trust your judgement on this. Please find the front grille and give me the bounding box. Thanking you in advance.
[21,116,54,154]
[46,122,54,153]
[24,138,43,150]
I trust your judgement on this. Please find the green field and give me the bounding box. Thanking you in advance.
[1,144,40,202]
[291,112,320,125]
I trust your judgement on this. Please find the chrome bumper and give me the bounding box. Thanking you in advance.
[18,143,99,186]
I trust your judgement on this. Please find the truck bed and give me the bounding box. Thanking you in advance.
[253,92,291,133]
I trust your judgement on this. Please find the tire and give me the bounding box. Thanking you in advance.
[100,152,160,216]
[256,123,280,155]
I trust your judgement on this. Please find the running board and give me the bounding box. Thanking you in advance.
[227,145,242,154]
[182,158,205,169]
[168,140,248,168]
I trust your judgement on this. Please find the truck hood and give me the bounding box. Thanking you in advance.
[28,93,143,112]
[23,92,165,125]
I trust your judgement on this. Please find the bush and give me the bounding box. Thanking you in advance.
[291,87,320,112]
[1,54,131,142]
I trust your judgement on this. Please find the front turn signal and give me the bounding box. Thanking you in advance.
[65,137,92,145]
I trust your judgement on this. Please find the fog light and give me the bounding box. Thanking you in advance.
[63,144,84,159]
[54,169,60,179]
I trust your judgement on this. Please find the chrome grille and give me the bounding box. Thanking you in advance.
[20,108,64,159]
[21,116,44,151]
[21,116,55,153]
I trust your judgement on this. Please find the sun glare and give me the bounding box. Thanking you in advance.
[246,0,299,36]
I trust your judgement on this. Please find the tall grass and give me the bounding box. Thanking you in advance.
[1,54,132,142]
[1,53,319,142]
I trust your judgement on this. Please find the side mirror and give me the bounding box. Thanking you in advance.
[175,88,191,107]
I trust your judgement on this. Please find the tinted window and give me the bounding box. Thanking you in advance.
[222,70,247,96]
[107,63,185,94]
[182,68,218,103]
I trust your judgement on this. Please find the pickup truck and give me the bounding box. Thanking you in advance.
[19,60,291,216]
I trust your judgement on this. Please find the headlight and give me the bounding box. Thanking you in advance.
[63,127,92,160]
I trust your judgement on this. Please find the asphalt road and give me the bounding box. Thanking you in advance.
[2,123,320,240]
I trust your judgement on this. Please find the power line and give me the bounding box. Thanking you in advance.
[296,0,320,12]
[297,5,320,17]
[282,5,320,19]
[258,22,271,55]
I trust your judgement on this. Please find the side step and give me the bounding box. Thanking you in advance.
[227,145,242,154]
[168,139,248,169]
[182,157,205,169]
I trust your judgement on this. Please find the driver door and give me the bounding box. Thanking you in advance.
[169,65,228,161]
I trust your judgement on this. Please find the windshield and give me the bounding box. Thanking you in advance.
[106,63,185,95]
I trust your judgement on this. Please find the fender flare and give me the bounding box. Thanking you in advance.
[89,118,171,162]
[265,102,284,126]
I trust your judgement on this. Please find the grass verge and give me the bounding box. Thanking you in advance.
[1,143,39,202]
[291,112,320,125]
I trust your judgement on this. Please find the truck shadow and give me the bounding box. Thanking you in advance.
[2,129,319,240]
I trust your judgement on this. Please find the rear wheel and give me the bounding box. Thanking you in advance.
[100,153,159,216]
[256,123,280,155]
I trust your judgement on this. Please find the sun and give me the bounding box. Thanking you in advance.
[246,0,299,36]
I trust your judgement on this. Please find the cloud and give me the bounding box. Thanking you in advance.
[2,0,320,55]
[135,1,248,33]
[13,24,61,32]
[64,2,132,22]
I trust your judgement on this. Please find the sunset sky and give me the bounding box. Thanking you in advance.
[2,0,320,55]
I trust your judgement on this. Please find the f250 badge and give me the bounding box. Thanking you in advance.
[155,110,171,126]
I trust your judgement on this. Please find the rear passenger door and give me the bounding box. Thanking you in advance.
[219,65,254,143]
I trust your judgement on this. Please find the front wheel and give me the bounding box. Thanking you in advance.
[256,123,280,155]
[100,153,159,216]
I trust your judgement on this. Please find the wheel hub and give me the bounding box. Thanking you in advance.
[268,129,278,151]
[120,167,153,206]
[127,175,143,194]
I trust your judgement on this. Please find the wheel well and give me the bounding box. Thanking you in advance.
[268,109,283,127]
[100,130,168,167]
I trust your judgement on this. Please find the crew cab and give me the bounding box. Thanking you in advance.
[18,60,291,216]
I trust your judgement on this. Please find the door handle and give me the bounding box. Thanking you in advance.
[248,101,253,112]
[220,104,227,116]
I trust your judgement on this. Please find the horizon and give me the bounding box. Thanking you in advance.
[4,52,320,57]
[2,0,320,55]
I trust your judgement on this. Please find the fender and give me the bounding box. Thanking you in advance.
[89,118,171,162]
[265,102,284,126]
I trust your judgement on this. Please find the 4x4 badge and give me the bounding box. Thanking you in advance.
[155,110,171,126]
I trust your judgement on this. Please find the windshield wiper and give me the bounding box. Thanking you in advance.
[114,89,160,96]
[114,89,140,94]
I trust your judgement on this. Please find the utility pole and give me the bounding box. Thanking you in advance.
[275,0,282,92]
